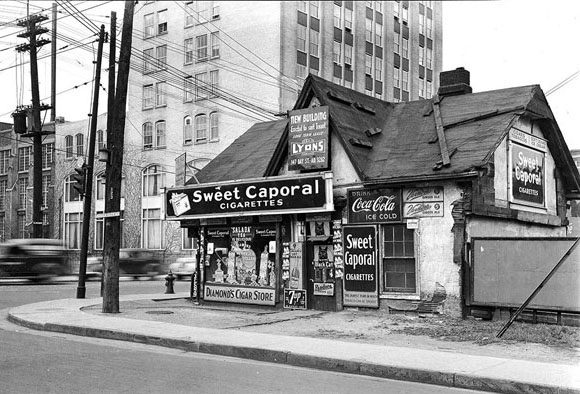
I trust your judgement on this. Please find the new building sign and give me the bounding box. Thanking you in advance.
[509,128,546,207]
[165,173,334,220]
[347,188,402,224]
[288,106,329,171]
[342,225,379,308]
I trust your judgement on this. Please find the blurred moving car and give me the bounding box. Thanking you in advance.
[0,239,67,279]
[168,256,197,280]
[87,249,162,278]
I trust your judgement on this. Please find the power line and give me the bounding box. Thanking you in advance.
[545,69,579,96]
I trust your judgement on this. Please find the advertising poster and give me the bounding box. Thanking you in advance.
[347,188,402,224]
[342,225,379,308]
[333,220,344,279]
[288,106,329,171]
[288,242,303,289]
[510,142,545,206]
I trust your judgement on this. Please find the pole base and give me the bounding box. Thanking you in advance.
[76,286,86,299]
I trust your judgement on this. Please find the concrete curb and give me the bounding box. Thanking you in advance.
[7,297,580,394]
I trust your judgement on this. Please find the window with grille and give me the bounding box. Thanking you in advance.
[144,13,154,38]
[155,121,166,149]
[0,150,9,174]
[142,208,162,249]
[143,84,154,109]
[210,70,219,97]
[195,114,208,143]
[18,176,28,209]
[18,146,32,172]
[211,32,220,58]
[196,34,208,61]
[184,116,193,145]
[185,1,194,26]
[143,122,153,149]
[42,174,50,208]
[195,72,208,100]
[382,224,416,293]
[155,81,166,107]
[333,4,341,28]
[184,78,194,102]
[143,48,154,73]
[97,130,105,151]
[142,165,165,197]
[156,45,167,69]
[297,25,307,52]
[333,41,341,64]
[75,134,84,157]
[210,111,219,141]
[0,179,7,210]
[157,10,167,35]
[184,38,194,64]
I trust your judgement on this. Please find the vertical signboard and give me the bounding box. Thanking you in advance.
[175,153,186,187]
[288,106,329,171]
[509,128,546,207]
[343,225,379,308]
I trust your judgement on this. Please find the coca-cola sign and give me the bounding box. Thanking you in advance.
[347,188,402,224]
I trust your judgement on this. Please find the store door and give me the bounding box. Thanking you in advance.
[306,241,337,311]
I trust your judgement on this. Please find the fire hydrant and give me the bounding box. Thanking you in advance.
[165,271,175,294]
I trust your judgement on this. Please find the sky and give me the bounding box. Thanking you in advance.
[0,1,579,148]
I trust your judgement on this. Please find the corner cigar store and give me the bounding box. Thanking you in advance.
[164,171,341,310]
[165,73,580,316]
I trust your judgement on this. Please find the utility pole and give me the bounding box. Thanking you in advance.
[50,3,56,122]
[15,14,51,239]
[76,25,105,299]
[103,0,134,313]
[101,11,116,297]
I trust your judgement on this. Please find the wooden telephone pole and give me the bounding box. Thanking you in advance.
[15,13,51,239]
[76,25,106,299]
[102,0,134,313]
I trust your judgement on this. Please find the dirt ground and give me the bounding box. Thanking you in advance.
[84,298,580,366]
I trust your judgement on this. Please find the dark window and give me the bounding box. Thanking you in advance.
[365,41,373,55]
[345,1,353,10]
[310,56,319,71]
[394,20,400,34]
[394,53,401,68]
[419,34,425,47]
[345,30,353,46]
[375,11,383,23]
[393,87,400,100]
[402,58,409,71]
[375,80,383,95]
[310,16,320,32]
[427,38,433,49]
[419,65,425,79]
[297,50,307,66]
[365,75,373,90]
[402,90,409,101]
[375,46,383,59]
[427,7,433,19]
[427,69,433,82]
[402,25,409,39]
[419,3,425,15]
[366,7,373,20]
[334,27,342,42]
[333,63,342,78]
[345,67,353,82]
[297,11,307,26]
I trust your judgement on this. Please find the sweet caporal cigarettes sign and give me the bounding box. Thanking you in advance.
[165,173,334,220]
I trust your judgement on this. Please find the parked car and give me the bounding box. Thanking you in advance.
[168,257,197,280]
[0,239,67,279]
[87,249,162,278]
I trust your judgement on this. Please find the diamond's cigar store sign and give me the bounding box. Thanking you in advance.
[165,173,334,220]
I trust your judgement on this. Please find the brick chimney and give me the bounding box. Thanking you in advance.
[438,67,472,97]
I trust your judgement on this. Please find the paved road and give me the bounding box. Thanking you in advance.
[1,281,491,394]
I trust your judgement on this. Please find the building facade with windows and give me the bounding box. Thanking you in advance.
[0,121,57,242]
[125,0,442,259]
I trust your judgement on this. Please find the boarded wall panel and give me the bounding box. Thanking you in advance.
[472,238,580,311]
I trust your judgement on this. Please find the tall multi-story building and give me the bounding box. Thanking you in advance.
[78,1,442,258]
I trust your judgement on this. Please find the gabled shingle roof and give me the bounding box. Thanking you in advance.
[193,74,580,193]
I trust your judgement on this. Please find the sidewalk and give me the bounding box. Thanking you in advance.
[8,293,580,394]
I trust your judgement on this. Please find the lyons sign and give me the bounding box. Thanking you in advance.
[165,173,334,220]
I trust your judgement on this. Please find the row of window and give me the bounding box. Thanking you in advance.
[0,144,54,173]
[0,174,51,211]
[140,111,219,150]
[144,1,220,40]
[143,70,219,109]
[64,132,106,160]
